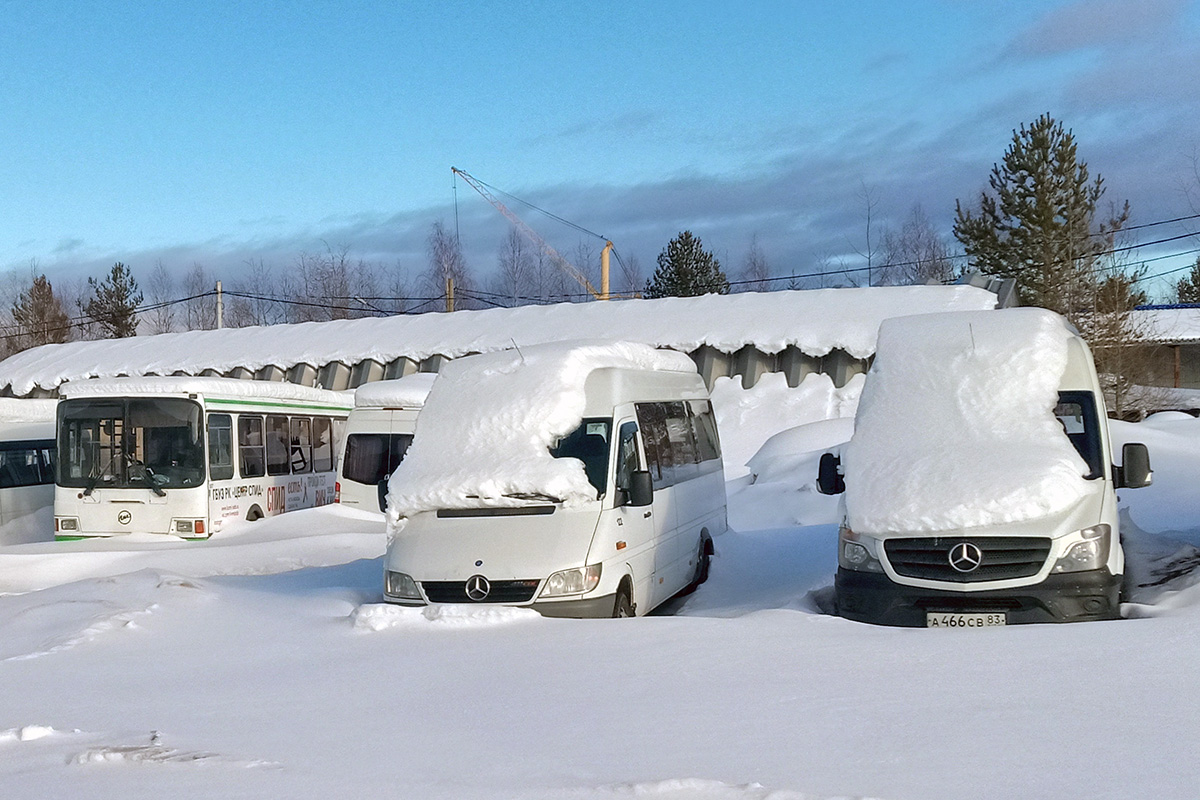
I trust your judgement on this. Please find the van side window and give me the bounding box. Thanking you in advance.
[207,413,234,481]
[690,399,722,463]
[635,403,668,486]
[615,421,640,495]
[1055,391,1102,480]
[664,401,699,481]
[238,415,266,478]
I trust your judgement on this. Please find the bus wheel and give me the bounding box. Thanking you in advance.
[681,537,712,595]
[246,505,264,522]
[612,583,635,618]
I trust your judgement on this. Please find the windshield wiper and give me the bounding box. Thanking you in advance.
[502,492,563,504]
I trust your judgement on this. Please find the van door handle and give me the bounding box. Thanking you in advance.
[643,511,652,518]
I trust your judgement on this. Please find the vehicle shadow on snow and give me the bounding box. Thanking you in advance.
[657,524,840,619]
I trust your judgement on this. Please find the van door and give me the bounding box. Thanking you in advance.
[611,418,658,611]
[635,402,681,606]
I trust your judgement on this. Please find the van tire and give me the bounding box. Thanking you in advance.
[246,505,264,522]
[612,583,635,618]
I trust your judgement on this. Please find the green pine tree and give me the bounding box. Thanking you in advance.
[1175,256,1200,303]
[644,231,729,299]
[953,114,1130,317]
[84,262,143,338]
[11,274,71,350]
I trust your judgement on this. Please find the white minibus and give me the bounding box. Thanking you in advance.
[54,377,352,540]
[382,343,727,618]
[818,309,1152,626]
[335,373,435,513]
[0,420,56,544]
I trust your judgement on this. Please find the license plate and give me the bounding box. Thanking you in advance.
[925,612,1007,628]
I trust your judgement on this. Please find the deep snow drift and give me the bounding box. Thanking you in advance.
[3,361,1200,800]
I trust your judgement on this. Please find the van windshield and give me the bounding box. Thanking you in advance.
[1055,391,1102,480]
[550,418,611,497]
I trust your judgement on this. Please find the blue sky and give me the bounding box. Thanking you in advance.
[2,0,1199,300]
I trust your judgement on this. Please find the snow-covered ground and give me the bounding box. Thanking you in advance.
[3,390,1200,799]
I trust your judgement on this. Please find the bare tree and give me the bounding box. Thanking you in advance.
[491,228,532,307]
[421,221,476,311]
[226,259,288,327]
[617,252,644,298]
[145,261,177,334]
[738,234,772,292]
[880,204,955,285]
[850,181,882,286]
[183,263,217,330]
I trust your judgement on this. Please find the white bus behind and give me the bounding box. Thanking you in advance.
[54,377,351,540]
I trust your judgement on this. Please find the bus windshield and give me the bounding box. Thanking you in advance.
[58,397,205,491]
[550,418,612,497]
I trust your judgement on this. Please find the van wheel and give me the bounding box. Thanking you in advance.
[612,585,635,618]
[680,538,712,596]
[246,506,264,522]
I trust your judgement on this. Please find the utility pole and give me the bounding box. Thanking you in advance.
[215,280,224,329]
[601,241,612,300]
[446,277,455,313]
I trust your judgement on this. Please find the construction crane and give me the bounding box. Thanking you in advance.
[451,167,612,301]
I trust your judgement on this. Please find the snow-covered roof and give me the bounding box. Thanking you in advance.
[387,341,697,520]
[0,286,999,397]
[1131,307,1200,344]
[353,373,437,409]
[58,376,352,407]
[844,308,1091,533]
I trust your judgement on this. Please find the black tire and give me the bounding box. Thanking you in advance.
[612,584,635,618]
[679,537,712,596]
[246,505,264,522]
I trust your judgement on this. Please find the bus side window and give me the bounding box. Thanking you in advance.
[266,416,290,476]
[290,417,312,474]
[635,402,668,488]
[689,399,722,463]
[238,415,266,479]
[312,417,334,473]
[208,414,234,481]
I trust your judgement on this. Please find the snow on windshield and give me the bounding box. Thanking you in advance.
[843,308,1091,533]
[385,341,696,524]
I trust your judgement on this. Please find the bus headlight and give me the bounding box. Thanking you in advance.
[384,571,421,601]
[838,525,884,572]
[1053,524,1111,573]
[540,564,602,597]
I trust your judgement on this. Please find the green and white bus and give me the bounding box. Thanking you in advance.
[54,377,352,541]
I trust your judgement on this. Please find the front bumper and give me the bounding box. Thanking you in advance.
[835,568,1122,627]
[382,592,618,619]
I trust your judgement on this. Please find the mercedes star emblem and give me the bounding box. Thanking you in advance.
[465,574,491,602]
[948,541,983,573]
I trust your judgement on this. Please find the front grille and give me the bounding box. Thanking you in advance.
[884,536,1051,582]
[420,580,540,603]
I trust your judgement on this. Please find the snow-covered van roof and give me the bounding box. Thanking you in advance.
[843,308,1092,533]
[353,373,437,409]
[0,286,1000,396]
[58,376,352,408]
[387,341,697,521]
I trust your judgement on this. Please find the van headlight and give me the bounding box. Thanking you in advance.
[384,571,421,601]
[1052,524,1111,573]
[540,564,602,597]
[838,525,884,572]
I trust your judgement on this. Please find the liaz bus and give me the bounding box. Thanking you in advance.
[0,419,56,544]
[54,377,352,541]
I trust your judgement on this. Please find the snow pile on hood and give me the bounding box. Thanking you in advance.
[353,372,436,409]
[844,308,1090,533]
[386,341,696,524]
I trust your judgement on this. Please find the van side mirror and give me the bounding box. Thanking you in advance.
[627,470,653,507]
[1117,442,1152,489]
[817,452,845,495]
